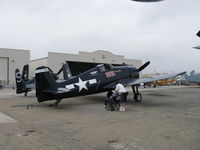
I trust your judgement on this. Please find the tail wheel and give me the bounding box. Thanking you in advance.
[134,93,142,102]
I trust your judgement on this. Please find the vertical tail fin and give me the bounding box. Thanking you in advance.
[22,64,29,81]
[56,63,72,80]
[15,69,25,94]
[35,67,57,101]
[62,63,72,80]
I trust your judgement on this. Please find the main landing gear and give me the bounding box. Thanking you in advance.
[131,85,142,102]
[49,99,62,107]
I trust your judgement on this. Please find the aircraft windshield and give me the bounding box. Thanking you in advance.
[98,65,106,73]
[98,64,113,73]
[104,64,113,70]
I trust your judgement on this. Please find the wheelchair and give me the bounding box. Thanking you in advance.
[105,91,120,111]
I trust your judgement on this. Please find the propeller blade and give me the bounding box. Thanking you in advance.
[137,61,150,72]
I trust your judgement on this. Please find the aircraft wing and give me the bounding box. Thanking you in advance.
[126,72,186,86]
[104,72,186,89]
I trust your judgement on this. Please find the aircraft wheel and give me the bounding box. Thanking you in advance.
[134,93,142,102]
[24,93,27,97]
[107,101,116,111]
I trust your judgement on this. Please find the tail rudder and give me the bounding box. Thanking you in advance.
[22,64,29,81]
[35,67,57,101]
[62,63,72,80]
[15,69,25,94]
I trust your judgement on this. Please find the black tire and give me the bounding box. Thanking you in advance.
[107,101,116,111]
[134,93,142,102]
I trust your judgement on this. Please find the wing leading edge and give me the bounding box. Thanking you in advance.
[127,72,186,86]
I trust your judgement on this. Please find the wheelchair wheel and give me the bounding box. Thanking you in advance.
[107,100,116,111]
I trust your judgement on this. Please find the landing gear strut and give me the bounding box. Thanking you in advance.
[24,92,28,97]
[49,99,62,107]
[132,85,142,102]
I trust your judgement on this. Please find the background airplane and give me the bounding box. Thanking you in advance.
[193,30,200,49]
[188,30,200,83]
[186,71,200,85]
[15,65,35,96]
[34,61,186,107]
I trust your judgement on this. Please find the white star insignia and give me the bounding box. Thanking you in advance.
[75,78,88,92]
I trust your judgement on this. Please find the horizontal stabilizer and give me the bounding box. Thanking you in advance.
[42,88,70,95]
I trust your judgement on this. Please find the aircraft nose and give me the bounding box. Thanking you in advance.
[128,67,139,78]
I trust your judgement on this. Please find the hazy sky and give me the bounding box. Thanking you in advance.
[0,0,199,73]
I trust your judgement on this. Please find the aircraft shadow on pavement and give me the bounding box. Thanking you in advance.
[145,93,172,97]
[127,99,176,108]
[13,93,177,110]
[22,94,106,109]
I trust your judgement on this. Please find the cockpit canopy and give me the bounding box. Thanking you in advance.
[97,64,113,73]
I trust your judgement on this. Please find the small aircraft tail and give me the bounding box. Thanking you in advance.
[22,64,29,81]
[15,69,25,94]
[62,63,72,80]
[35,66,57,101]
[56,63,72,80]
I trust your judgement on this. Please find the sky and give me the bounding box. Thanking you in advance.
[0,0,199,74]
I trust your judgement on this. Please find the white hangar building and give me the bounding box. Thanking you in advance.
[0,48,142,86]
[0,48,30,85]
[30,50,142,78]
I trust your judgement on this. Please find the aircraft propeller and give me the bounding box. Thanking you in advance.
[137,61,150,72]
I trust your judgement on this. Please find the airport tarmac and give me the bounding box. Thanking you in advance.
[0,86,200,150]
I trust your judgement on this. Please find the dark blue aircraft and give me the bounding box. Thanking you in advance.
[35,62,185,106]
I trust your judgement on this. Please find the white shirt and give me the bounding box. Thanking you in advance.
[115,83,127,94]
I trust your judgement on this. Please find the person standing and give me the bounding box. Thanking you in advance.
[115,82,128,112]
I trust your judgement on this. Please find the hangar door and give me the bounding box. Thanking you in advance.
[67,61,123,76]
[0,57,8,84]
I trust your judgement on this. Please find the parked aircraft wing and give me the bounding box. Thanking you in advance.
[103,72,186,89]
[126,72,186,86]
